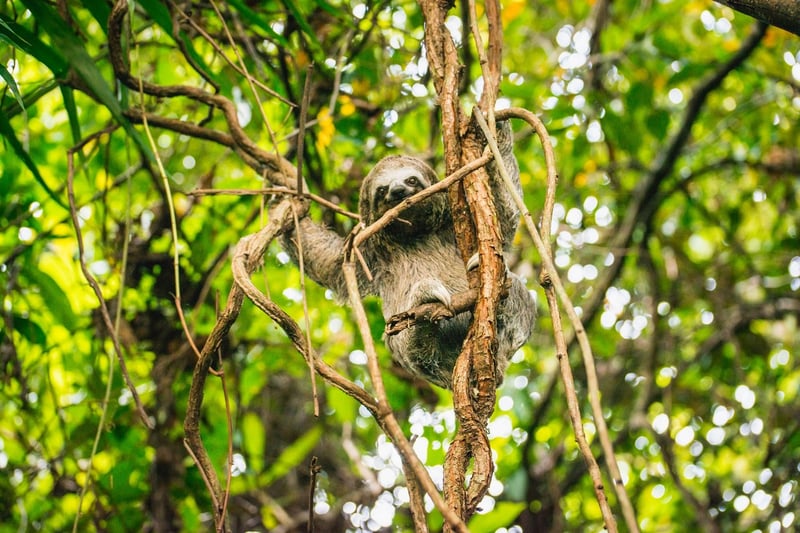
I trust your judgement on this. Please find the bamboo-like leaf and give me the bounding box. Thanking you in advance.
[19,0,154,161]
[0,14,68,75]
[136,0,221,85]
[60,86,82,145]
[280,0,323,54]
[8,315,47,346]
[259,425,323,487]
[0,108,64,206]
[226,0,291,48]
[313,0,339,17]
[0,63,25,114]
[0,17,29,46]
[21,267,79,331]
[78,0,111,33]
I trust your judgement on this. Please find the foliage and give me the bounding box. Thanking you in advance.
[1,0,799,531]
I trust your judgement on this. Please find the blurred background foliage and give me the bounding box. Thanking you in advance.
[1,0,799,531]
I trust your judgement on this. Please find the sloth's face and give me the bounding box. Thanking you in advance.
[360,156,439,226]
[371,166,430,218]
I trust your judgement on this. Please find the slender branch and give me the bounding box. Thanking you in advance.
[108,0,297,188]
[67,138,152,430]
[477,107,619,532]
[170,1,292,105]
[579,21,768,332]
[184,199,377,530]
[296,64,314,194]
[341,251,468,532]
[189,187,360,220]
[308,457,321,532]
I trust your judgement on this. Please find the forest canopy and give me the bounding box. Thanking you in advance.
[1,0,799,532]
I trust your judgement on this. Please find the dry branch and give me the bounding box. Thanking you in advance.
[478,107,620,532]
[385,283,515,336]
[417,0,517,524]
[341,255,468,532]
[183,198,382,530]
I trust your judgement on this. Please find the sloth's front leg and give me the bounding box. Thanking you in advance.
[409,278,455,322]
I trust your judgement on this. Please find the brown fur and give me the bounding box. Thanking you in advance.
[282,122,535,388]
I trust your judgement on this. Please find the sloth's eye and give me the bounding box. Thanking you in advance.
[406,176,419,186]
[376,186,388,198]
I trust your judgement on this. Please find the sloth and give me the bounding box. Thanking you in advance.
[282,121,535,389]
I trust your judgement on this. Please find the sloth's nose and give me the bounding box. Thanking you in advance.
[388,185,410,202]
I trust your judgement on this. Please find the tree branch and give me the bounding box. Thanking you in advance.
[478,107,619,532]
[714,0,800,36]
[579,21,768,331]
[385,283,513,336]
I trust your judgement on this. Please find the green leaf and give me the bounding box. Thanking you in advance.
[241,412,266,473]
[19,0,154,161]
[226,0,290,47]
[627,81,654,109]
[60,86,82,145]
[280,0,323,54]
[0,108,64,207]
[0,64,25,114]
[668,62,706,86]
[78,0,111,32]
[0,17,27,46]
[260,425,323,486]
[602,110,641,154]
[10,315,47,346]
[313,0,340,18]
[652,32,682,59]
[0,14,68,75]
[646,108,670,139]
[468,502,527,532]
[21,267,78,331]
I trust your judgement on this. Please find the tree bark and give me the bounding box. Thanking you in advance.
[714,0,800,36]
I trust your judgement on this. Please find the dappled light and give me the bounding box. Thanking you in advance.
[1,0,799,532]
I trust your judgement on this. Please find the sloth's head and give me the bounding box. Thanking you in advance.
[360,156,438,222]
[358,156,449,242]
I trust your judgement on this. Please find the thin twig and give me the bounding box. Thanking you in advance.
[171,1,293,106]
[109,0,298,188]
[67,144,152,429]
[341,253,468,532]
[189,187,360,220]
[72,138,135,533]
[307,457,321,533]
[134,42,203,371]
[208,0,294,189]
[353,154,492,247]
[292,204,320,417]
[475,107,619,532]
[296,64,314,194]
[184,199,378,529]
[218,345,234,533]
[289,61,321,416]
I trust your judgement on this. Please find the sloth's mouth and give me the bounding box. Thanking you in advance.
[389,191,415,205]
[380,194,414,212]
